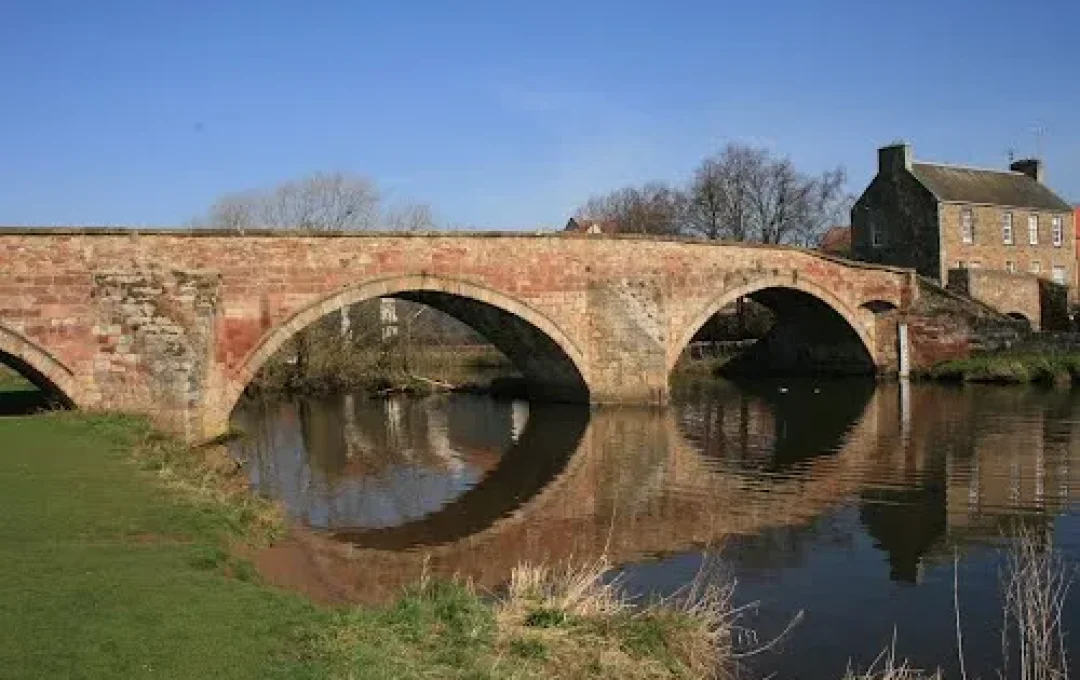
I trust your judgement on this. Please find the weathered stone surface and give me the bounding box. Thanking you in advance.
[0,228,1001,440]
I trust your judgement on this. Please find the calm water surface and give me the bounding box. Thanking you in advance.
[230,380,1080,678]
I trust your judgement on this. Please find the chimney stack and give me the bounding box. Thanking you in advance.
[878,142,912,175]
[1010,158,1044,184]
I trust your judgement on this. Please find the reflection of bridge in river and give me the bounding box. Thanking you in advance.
[247,383,1079,604]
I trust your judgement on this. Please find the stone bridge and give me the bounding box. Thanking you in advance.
[0,228,960,440]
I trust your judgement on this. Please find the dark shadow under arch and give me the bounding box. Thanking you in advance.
[0,350,75,414]
[677,285,876,378]
[1006,312,1032,330]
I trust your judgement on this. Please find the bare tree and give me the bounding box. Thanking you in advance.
[685,145,758,240]
[575,182,685,235]
[685,144,851,246]
[383,201,437,231]
[200,171,381,232]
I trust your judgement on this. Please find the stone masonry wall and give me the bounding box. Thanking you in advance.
[0,230,917,439]
[947,268,1042,330]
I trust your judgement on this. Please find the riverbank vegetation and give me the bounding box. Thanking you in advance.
[243,298,519,398]
[922,352,1080,385]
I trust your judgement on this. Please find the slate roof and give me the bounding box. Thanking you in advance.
[910,163,1072,211]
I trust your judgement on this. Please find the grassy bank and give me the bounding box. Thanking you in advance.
[0,411,734,679]
[922,352,1080,385]
[0,413,326,679]
[0,364,35,391]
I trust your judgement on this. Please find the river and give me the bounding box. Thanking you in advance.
[230,379,1080,678]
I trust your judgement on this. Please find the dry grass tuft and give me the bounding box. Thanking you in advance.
[491,553,789,679]
[1000,526,1074,680]
[504,557,628,618]
[841,637,943,680]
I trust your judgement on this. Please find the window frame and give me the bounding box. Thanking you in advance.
[1052,215,1063,247]
[1030,260,1042,275]
[1006,260,1016,274]
[1052,265,1066,285]
[1029,214,1039,245]
[1003,212,1014,245]
[960,208,975,245]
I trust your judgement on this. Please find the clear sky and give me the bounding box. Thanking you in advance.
[2,0,1077,229]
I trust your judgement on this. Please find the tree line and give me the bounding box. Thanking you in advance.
[193,143,850,249]
[574,143,851,247]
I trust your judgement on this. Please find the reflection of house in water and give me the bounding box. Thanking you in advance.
[856,385,1078,582]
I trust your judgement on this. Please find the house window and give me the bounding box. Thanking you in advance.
[1006,260,1016,274]
[956,260,966,270]
[870,219,881,247]
[1052,266,1066,285]
[1030,260,1042,275]
[961,209,974,244]
[1029,214,1039,245]
[1052,216,1063,247]
[1003,212,1014,245]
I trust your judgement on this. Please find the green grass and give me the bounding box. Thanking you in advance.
[924,352,1080,384]
[0,413,331,680]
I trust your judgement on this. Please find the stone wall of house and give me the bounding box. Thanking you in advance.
[851,170,940,280]
[938,203,1076,303]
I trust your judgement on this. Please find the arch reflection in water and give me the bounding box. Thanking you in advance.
[230,393,584,532]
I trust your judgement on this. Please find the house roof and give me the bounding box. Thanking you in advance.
[564,217,619,234]
[910,163,1072,211]
[819,226,851,254]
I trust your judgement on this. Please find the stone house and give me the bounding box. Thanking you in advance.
[851,143,1076,328]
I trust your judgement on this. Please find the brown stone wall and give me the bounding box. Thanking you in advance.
[0,230,919,439]
[946,268,1042,330]
[939,203,1076,302]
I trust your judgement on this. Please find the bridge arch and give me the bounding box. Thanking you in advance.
[220,275,591,423]
[0,325,83,408]
[669,276,878,375]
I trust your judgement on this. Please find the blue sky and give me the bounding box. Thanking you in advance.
[2,0,1077,229]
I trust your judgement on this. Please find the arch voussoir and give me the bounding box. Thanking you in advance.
[0,325,85,408]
